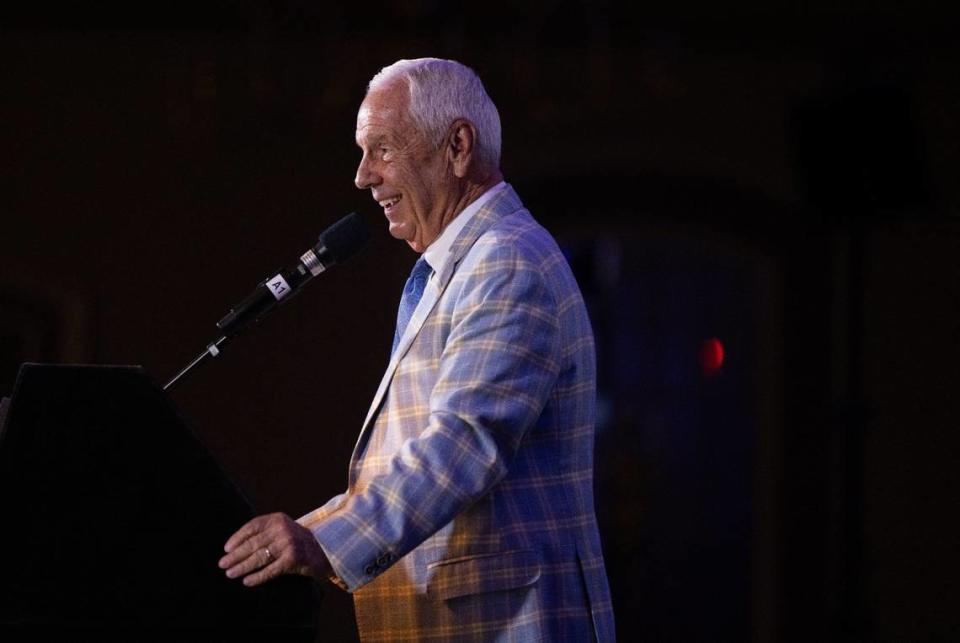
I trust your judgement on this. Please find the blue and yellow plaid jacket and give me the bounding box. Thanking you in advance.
[300,185,615,641]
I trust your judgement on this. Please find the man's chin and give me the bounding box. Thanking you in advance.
[389,222,422,250]
[405,239,427,253]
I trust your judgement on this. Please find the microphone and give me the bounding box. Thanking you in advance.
[216,212,369,336]
[163,211,368,392]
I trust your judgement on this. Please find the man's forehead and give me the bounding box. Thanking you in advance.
[355,108,390,145]
[355,87,409,142]
[359,81,408,120]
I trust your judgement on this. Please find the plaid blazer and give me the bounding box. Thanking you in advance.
[300,185,615,641]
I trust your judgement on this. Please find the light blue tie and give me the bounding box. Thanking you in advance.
[392,256,432,356]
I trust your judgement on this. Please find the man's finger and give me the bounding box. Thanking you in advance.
[219,529,275,570]
[223,544,278,580]
[224,515,271,553]
[242,556,288,587]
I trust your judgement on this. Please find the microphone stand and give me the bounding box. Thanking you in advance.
[163,335,232,392]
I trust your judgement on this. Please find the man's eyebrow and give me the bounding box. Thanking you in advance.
[355,133,387,149]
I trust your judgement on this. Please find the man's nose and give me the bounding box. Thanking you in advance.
[355,154,379,190]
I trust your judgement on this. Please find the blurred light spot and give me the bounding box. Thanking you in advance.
[700,338,725,377]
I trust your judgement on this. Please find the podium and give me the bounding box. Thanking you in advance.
[0,364,319,641]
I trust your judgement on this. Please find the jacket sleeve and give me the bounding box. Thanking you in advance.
[307,246,563,591]
[297,491,347,529]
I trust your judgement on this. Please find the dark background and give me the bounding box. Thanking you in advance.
[2,2,958,641]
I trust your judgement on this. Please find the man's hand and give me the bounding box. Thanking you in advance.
[219,512,332,587]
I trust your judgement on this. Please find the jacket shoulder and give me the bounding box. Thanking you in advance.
[469,209,566,269]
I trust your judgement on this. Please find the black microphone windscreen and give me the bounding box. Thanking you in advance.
[318,212,369,264]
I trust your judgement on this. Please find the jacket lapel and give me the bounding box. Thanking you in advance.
[350,185,525,465]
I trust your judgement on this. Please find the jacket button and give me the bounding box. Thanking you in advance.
[364,565,375,575]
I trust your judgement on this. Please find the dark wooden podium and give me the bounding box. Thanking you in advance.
[0,364,319,641]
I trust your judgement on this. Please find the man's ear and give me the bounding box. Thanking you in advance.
[446,119,477,178]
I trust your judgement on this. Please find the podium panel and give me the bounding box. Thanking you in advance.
[0,364,319,641]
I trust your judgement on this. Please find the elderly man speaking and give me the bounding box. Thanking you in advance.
[219,58,615,641]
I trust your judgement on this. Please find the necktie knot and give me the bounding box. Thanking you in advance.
[392,257,432,356]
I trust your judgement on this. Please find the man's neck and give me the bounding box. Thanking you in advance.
[450,172,502,220]
[422,170,504,250]
[422,178,507,274]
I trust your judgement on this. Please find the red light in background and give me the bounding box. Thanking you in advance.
[700,338,725,377]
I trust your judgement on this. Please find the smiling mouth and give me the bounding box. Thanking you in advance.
[378,195,402,212]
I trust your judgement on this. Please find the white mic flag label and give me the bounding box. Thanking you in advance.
[266,274,292,301]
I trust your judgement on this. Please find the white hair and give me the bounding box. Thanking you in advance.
[368,58,502,170]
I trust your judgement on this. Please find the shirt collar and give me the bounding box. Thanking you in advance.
[422,181,507,277]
